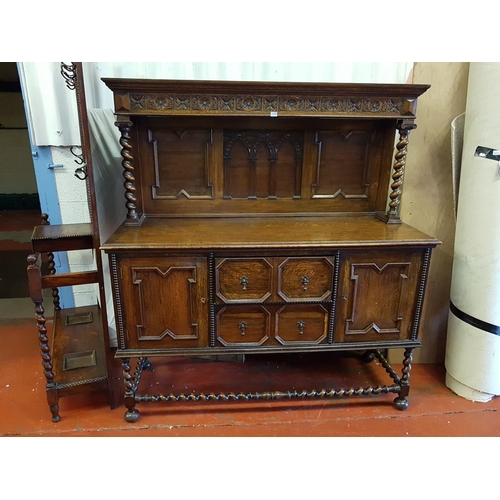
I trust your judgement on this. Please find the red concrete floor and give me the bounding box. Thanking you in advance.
[1,321,500,437]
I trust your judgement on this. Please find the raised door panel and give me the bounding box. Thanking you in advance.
[334,250,423,342]
[277,257,334,302]
[216,257,273,303]
[303,120,391,212]
[148,127,214,200]
[275,305,328,345]
[120,256,208,349]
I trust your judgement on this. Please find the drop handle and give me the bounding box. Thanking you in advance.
[301,275,310,291]
[240,276,249,291]
[239,322,247,336]
[297,320,305,335]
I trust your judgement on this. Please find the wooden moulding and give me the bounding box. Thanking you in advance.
[102,79,430,119]
[114,339,422,359]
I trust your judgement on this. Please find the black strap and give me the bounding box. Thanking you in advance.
[450,301,500,336]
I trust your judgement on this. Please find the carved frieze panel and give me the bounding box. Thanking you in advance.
[123,93,405,117]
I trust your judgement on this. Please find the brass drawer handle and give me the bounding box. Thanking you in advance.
[297,320,305,335]
[239,322,247,336]
[301,275,310,291]
[240,276,249,291]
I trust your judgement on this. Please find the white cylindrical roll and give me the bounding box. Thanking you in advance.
[445,62,500,401]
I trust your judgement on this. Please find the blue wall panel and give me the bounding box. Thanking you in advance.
[31,146,75,309]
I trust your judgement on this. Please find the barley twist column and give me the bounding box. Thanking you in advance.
[116,119,140,224]
[387,119,417,223]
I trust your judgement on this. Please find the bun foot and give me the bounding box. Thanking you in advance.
[394,397,409,411]
[362,351,375,363]
[125,408,140,423]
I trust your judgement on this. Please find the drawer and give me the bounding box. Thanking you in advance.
[275,304,328,345]
[216,306,271,346]
[216,258,273,303]
[277,257,334,302]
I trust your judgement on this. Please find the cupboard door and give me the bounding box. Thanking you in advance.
[119,256,208,349]
[334,250,423,343]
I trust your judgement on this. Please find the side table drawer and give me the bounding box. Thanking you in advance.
[277,257,334,302]
[216,258,273,303]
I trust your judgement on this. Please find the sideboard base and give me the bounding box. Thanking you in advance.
[120,348,414,423]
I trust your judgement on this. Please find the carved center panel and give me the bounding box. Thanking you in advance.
[223,130,303,199]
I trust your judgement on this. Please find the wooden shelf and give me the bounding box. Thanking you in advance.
[102,215,440,251]
[31,223,93,253]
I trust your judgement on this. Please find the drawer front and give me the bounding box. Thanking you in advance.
[275,304,328,345]
[216,306,271,346]
[216,258,273,303]
[277,257,334,302]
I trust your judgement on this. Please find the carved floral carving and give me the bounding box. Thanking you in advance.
[126,93,405,116]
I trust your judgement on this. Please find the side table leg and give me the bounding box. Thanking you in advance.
[47,389,60,423]
[123,358,140,422]
[394,347,413,410]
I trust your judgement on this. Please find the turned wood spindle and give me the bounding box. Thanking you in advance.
[117,120,138,222]
[387,120,416,222]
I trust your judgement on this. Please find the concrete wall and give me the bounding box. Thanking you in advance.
[396,62,470,363]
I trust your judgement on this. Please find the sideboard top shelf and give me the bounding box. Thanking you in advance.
[101,215,440,251]
[102,78,430,119]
